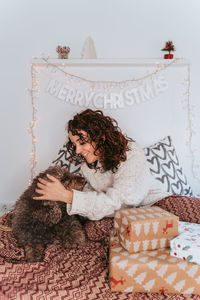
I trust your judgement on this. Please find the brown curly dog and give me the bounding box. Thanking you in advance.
[12,165,87,262]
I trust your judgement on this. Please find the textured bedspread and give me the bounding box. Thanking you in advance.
[0,212,200,300]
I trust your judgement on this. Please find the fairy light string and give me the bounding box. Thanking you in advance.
[27,63,40,182]
[28,56,199,191]
[40,56,181,87]
[184,64,200,193]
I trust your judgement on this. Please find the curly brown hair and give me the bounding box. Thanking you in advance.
[66,109,133,173]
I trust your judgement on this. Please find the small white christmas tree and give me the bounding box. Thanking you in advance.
[143,279,155,292]
[156,264,168,277]
[174,280,185,292]
[134,272,147,284]
[186,265,198,278]
[165,272,177,285]
[177,261,187,270]
[122,217,128,225]
[184,287,195,294]
[152,221,159,234]
[126,264,138,277]
[116,259,128,270]
[81,36,97,59]
[151,239,158,249]
[143,223,150,235]
[142,240,149,251]
[147,259,158,270]
[133,241,141,252]
[134,223,142,236]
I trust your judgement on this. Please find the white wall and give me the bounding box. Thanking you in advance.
[1,0,200,214]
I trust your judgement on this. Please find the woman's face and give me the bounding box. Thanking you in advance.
[69,130,100,164]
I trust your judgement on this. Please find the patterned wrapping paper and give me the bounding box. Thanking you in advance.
[114,206,179,253]
[178,221,200,235]
[170,221,200,265]
[109,231,200,294]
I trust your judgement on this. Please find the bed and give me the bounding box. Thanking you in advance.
[1,59,200,299]
[1,195,200,300]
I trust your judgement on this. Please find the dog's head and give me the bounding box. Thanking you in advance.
[31,166,86,224]
[42,165,85,191]
[61,172,86,191]
[33,165,85,206]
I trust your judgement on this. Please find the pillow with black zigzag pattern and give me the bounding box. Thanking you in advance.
[52,143,82,176]
[143,136,194,196]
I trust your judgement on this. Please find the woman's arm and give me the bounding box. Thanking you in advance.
[33,174,73,204]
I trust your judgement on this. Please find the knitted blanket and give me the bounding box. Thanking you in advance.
[0,198,200,299]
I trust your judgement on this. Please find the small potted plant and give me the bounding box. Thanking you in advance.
[56,45,70,59]
[161,41,175,59]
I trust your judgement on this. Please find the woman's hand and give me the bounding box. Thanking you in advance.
[33,174,73,204]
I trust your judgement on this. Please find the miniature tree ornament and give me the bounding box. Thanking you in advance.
[161,41,175,59]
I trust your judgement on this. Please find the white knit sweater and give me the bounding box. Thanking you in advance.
[67,142,169,220]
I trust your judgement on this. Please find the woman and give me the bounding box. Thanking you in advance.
[33,109,168,220]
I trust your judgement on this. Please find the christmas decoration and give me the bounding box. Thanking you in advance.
[81,36,97,59]
[56,45,70,59]
[162,41,175,59]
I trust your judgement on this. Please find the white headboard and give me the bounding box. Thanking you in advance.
[30,58,198,194]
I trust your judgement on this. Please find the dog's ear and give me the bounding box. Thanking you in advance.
[44,165,65,181]
[68,174,86,191]
[61,172,71,187]
[76,176,86,188]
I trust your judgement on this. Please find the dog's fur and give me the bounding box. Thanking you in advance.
[12,166,87,262]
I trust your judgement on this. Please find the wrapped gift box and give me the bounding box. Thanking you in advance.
[109,231,200,294]
[178,221,200,234]
[170,221,200,265]
[114,206,179,253]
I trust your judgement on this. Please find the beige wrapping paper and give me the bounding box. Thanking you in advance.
[114,206,179,253]
[109,231,200,294]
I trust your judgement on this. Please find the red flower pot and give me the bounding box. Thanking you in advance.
[164,53,174,59]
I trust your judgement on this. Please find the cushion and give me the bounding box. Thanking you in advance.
[52,143,82,176]
[154,195,200,223]
[84,218,113,241]
[143,136,194,197]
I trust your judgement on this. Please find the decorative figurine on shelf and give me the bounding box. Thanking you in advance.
[161,41,175,59]
[56,45,70,59]
[81,36,97,59]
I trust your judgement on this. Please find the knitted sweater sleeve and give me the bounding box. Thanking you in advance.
[66,143,151,220]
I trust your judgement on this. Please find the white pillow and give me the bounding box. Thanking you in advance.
[143,136,194,196]
[52,143,82,176]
